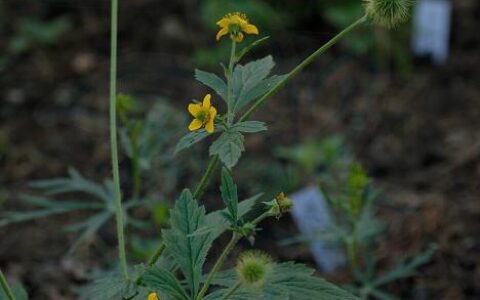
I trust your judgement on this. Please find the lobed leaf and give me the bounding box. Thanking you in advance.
[209,130,245,169]
[162,189,213,297]
[142,266,189,300]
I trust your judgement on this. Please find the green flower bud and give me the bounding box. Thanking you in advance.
[264,192,293,217]
[364,0,413,28]
[236,250,273,288]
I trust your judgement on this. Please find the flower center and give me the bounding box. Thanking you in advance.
[196,110,209,123]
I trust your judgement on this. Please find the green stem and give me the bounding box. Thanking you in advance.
[0,269,16,300]
[109,0,129,280]
[147,243,166,266]
[240,15,367,122]
[196,233,240,300]
[193,155,219,200]
[226,39,237,125]
[221,282,241,300]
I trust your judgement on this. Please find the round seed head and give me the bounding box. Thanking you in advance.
[236,250,273,288]
[364,0,413,28]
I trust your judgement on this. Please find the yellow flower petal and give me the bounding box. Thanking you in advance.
[188,119,203,131]
[209,106,217,119]
[216,18,230,27]
[205,118,215,133]
[216,27,229,41]
[188,103,202,117]
[243,24,259,35]
[202,94,211,108]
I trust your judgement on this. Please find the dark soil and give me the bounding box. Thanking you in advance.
[1,0,479,299]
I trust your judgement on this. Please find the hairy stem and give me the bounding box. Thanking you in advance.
[109,0,129,280]
[221,282,241,300]
[193,155,219,200]
[240,15,367,121]
[226,39,237,125]
[196,233,240,300]
[0,269,15,300]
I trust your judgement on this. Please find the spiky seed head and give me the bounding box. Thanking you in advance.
[236,250,273,288]
[364,0,413,28]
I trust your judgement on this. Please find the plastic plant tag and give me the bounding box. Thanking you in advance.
[411,0,452,65]
[290,186,346,273]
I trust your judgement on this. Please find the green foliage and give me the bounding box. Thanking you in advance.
[231,121,267,133]
[220,168,239,224]
[142,266,189,300]
[211,262,359,300]
[209,130,245,169]
[0,168,143,253]
[195,70,228,102]
[231,55,276,113]
[162,189,213,298]
[9,17,72,54]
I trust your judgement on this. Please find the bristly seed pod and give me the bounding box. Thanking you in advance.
[236,250,273,288]
[364,0,413,28]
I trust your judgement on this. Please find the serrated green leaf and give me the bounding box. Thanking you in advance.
[142,266,189,300]
[195,69,228,101]
[78,273,136,300]
[231,121,267,133]
[231,56,276,113]
[209,130,245,169]
[220,168,239,224]
[234,74,286,112]
[264,262,358,300]
[211,262,358,300]
[175,130,211,154]
[204,288,263,300]
[162,189,213,298]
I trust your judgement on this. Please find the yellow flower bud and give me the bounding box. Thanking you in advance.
[148,292,159,300]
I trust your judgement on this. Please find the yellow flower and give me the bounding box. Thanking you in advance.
[216,12,259,42]
[147,292,159,300]
[188,94,217,133]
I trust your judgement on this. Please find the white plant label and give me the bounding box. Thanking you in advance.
[412,0,452,64]
[290,186,346,273]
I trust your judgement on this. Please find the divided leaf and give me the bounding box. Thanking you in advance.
[209,130,245,169]
[142,266,189,300]
[220,167,239,224]
[231,56,280,113]
[162,189,213,297]
[78,273,137,300]
[195,69,228,101]
[211,262,359,300]
[264,262,359,300]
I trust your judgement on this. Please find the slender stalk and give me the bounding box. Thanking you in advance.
[109,0,129,280]
[226,39,237,125]
[196,233,241,300]
[221,282,241,300]
[147,243,166,266]
[0,269,15,300]
[193,155,219,199]
[240,15,367,121]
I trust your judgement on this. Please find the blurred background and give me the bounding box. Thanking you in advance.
[0,0,479,299]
